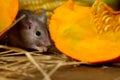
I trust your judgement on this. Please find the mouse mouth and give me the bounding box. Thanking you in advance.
[27,46,48,52]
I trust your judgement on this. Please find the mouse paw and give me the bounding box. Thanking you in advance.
[38,46,48,52]
[30,45,48,52]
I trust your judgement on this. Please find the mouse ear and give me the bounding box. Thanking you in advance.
[39,9,47,23]
[22,18,32,30]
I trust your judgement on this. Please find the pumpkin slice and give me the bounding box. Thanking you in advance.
[0,0,18,38]
[49,0,120,64]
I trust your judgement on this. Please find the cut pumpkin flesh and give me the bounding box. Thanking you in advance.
[49,0,120,64]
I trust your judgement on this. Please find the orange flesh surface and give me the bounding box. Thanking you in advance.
[0,0,18,37]
[49,0,120,63]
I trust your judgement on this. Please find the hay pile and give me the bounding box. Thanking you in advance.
[0,45,84,80]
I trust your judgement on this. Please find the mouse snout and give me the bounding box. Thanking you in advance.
[42,40,51,46]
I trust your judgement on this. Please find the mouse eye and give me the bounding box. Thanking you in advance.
[36,31,41,36]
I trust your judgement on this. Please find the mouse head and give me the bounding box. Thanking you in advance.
[17,10,51,51]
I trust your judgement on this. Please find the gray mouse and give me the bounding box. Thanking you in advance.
[6,9,51,52]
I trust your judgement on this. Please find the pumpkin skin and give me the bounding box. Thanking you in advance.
[0,0,18,38]
[49,0,120,64]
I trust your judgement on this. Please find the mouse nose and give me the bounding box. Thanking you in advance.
[42,40,51,46]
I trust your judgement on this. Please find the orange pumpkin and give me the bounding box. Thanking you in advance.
[49,0,120,64]
[0,0,19,38]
